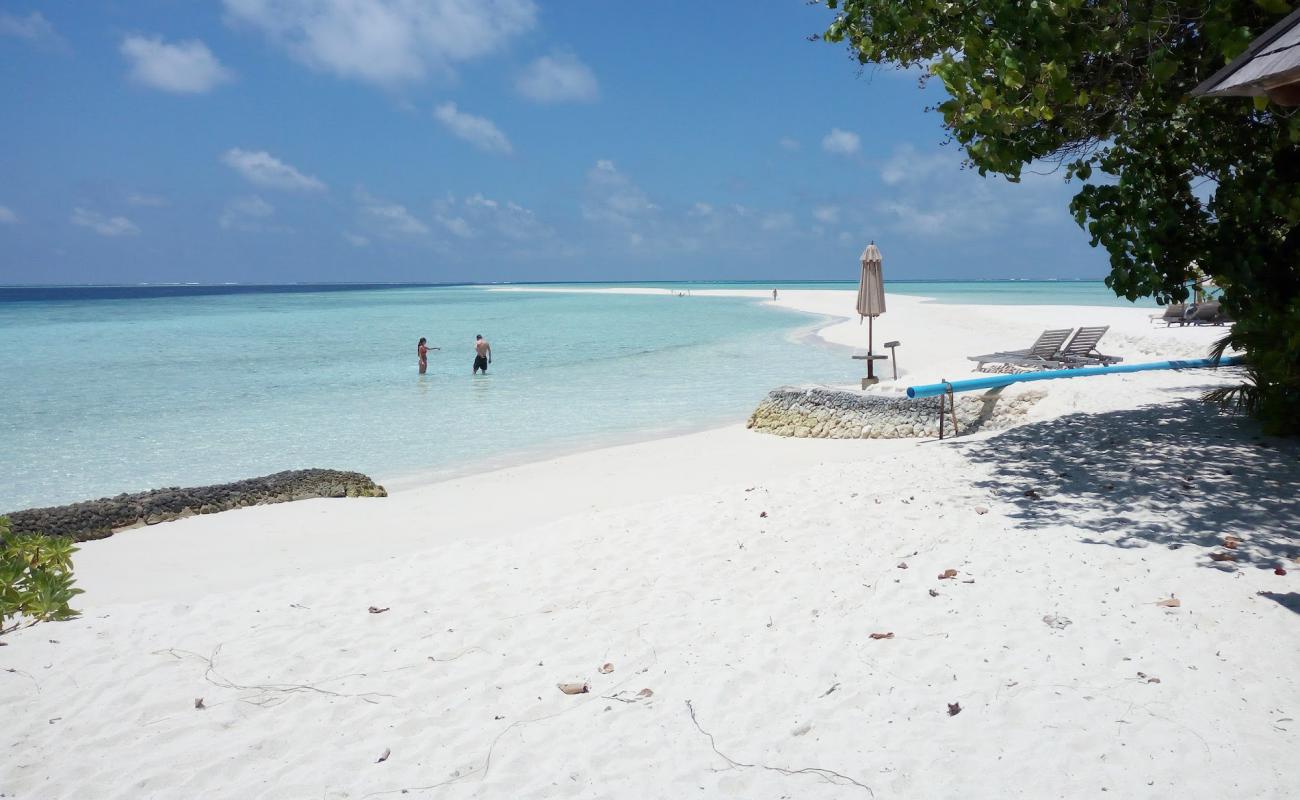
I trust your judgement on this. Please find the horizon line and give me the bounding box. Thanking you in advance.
[0,277,1111,289]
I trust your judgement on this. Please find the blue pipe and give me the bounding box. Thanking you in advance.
[906,356,1243,399]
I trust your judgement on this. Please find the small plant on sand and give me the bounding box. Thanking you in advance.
[1202,319,1300,435]
[0,517,84,635]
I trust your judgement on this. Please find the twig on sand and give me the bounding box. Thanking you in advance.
[360,682,594,798]
[360,768,484,798]
[157,646,392,707]
[685,700,874,795]
[427,647,486,663]
[3,665,41,692]
[366,626,661,798]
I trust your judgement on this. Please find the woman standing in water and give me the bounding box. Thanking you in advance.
[417,337,439,374]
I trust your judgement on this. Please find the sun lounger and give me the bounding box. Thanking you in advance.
[1188,302,1230,326]
[967,328,1073,371]
[1150,304,1187,326]
[1058,325,1123,367]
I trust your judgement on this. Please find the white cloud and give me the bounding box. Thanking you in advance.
[761,212,794,231]
[126,192,169,207]
[496,201,550,241]
[433,103,512,154]
[872,143,1076,238]
[877,173,1068,238]
[821,128,860,156]
[690,202,714,217]
[878,200,951,235]
[222,148,326,192]
[0,205,17,224]
[465,194,499,210]
[880,143,956,186]
[343,231,369,247]
[356,190,429,237]
[120,35,233,94]
[779,137,801,152]
[582,160,656,225]
[436,193,553,242]
[435,214,474,238]
[0,11,65,49]
[813,205,840,224]
[71,208,139,237]
[219,195,276,230]
[223,0,536,85]
[516,51,599,104]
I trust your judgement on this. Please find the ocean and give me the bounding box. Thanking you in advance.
[0,281,1150,511]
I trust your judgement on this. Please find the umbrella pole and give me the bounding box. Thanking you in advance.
[867,317,875,381]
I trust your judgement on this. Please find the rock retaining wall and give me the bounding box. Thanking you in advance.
[747,386,1043,439]
[4,469,387,542]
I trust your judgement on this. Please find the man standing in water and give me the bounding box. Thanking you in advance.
[473,334,492,374]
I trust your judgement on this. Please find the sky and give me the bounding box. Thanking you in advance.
[0,1,1115,285]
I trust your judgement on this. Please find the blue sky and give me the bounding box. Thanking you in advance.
[0,1,1113,284]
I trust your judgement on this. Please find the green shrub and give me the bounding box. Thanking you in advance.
[0,517,84,635]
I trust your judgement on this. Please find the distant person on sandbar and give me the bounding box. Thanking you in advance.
[473,334,492,374]
[417,337,439,374]
[773,288,779,301]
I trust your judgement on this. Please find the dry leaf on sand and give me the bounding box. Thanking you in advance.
[598,663,614,674]
[368,606,389,614]
[1209,552,1236,562]
[938,569,958,580]
[1156,597,1181,608]
[947,702,962,716]
[376,748,391,764]
[607,688,654,704]
[869,632,894,640]
[558,682,590,695]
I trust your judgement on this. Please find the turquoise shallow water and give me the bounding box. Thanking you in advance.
[507,280,1157,307]
[1,285,858,510]
[0,280,1151,511]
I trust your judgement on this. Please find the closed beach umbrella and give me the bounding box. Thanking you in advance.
[857,242,886,320]
[857,242,886,382]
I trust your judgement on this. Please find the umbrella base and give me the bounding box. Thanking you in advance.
[861,376,880,388]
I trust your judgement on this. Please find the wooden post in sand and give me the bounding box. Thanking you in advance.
[938,380,958,440]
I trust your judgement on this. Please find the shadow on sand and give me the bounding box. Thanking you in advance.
[957,395,1300,594]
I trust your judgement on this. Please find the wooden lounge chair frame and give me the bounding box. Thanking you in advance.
[1188,302,1231,326]
[967,328,1074,371]
[1058,325,1124,367]
[1150,304,1187,326]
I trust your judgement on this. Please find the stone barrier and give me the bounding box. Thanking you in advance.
[4,469,387,542]
[747,385,1043,439]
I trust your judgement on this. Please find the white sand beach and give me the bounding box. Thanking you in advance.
[3,290,1298,799]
